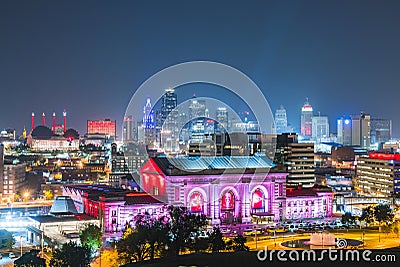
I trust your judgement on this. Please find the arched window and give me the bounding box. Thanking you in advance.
[251,189,264,209]
[189,191,204,213]
[221,191,235,211]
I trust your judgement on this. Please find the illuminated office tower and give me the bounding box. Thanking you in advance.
[301,99,313,138]
[160,88,179,153]
[142,97,155,146]
[312,116,329,142]
[215,107,229,133]
[275,105,288,134]
[123,115,133,142]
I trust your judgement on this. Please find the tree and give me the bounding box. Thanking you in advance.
[43,189,53,200]
[4,233,15,249]
[341,212,355,231]
[227,234,249,252]
[208,227,226,252]
[49,241,92,267]
[14,249,46,267]
[134,213,170,260]
[360,206,375,227]
[189,236,209,253]
[166,206,208,256]
[79,223,102,253]
[392,223,400,238]
[374,204,394,232]
[100,248,121,267]
[116,227,150,264]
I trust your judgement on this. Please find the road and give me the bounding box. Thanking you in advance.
[245,229,400,251]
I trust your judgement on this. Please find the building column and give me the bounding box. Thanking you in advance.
[210,184,220,225]
[241,183,251,223]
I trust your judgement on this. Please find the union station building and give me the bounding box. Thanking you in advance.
[140,155,333,224]
[61,155,333,235]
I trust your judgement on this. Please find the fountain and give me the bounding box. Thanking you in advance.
[309,232,336,246]
[281,231,363,249]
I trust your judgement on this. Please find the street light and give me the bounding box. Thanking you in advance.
[362,230,365,248]
[23,192,29,202]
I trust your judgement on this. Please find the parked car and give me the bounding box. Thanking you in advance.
[9,252,16,258]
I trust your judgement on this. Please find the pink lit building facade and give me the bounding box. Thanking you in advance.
[62,185,167,234]
[140,156,333,224]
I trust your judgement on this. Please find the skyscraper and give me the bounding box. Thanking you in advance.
[337,117,352,146]
[275,105,288,134]
[142,97,155,146]
[188,96,206,143]
[337,112,371,149]
[161,87,177,123]
[188,96,206,120]
[160,88,179,153]
[301,99,313,138]
[312,116,329,142]
[123,115,133,142]
[215,107,228,133]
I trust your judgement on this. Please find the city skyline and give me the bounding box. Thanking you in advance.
[1,1,400,137]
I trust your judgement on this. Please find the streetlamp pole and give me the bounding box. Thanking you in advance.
[362,230,365,248]
[255,230,257,249]
[41,231,44,257]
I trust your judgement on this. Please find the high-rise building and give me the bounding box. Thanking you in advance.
[337,112,370,149]
[188,97,206,143]
[215,107,228,133]
[123,115,133,142]
[337,117,352,146]
[274,133,315,188]
[142,97,155,146]
[370,118,392,145]
[188,96,206,120]
[356,152,400,199]
[301,99,313,138]
[160,88,179,153]
[275,105,288,134]
[353,112,370,149]
[312,116,329,142]
[87,119,116,138]
[161,87,177,124]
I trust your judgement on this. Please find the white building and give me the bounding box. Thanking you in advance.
[312,116,329,142]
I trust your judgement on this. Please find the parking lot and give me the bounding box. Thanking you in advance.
[218,217,359,238]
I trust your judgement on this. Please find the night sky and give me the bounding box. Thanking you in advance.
[1,1,400,138]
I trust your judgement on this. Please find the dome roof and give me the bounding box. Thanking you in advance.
[63,128,79,139]
[31,126,53,138]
